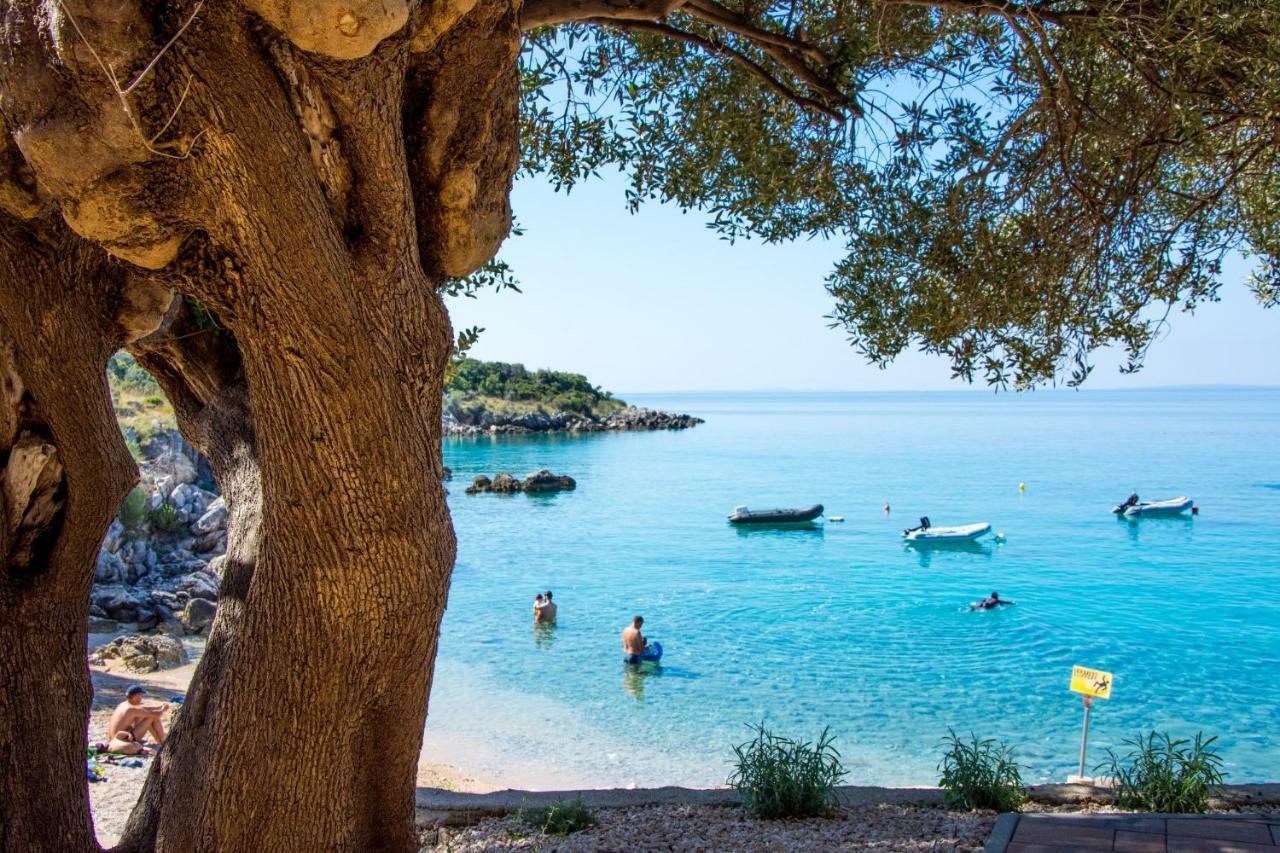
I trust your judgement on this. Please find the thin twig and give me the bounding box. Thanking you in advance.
[51,0,205,159]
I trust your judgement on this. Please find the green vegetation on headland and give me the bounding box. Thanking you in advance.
[445,359,626,418]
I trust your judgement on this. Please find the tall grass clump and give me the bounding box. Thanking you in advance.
[1100,731,1224,813]
[150,502,183,532]
[519,796,595,836]
[727,722,847,819]
[938,729,1025,812]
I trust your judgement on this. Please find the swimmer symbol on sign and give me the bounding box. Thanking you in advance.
[1092,674,1110,695]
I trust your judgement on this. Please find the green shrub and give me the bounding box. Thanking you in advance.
[519,796,596,836]
[149,502,183,532]
[120,486,149,531]
[727,722,847,819]
[445,359,627,410]
[144,396,165,408]
[1100,731,1224,813]
[938,729,1025,812]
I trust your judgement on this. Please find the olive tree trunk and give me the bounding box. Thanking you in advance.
[0,218,139,852]
[2,0,514,848]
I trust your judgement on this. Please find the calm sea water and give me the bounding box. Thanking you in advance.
[423,388,1280,788]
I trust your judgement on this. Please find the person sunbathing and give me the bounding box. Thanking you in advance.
[106,685,168,754]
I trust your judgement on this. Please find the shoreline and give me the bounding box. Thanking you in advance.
[85,631,1280,847]
[85,634,503,847]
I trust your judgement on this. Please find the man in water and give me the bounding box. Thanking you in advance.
[971,591,1015,611]
[622,615,648,664]
[106,685,168,754]
[536,590,557,623]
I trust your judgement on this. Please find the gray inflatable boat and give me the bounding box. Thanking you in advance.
[728,504,824,525]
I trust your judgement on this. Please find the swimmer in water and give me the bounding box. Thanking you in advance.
[970,591,1015,611]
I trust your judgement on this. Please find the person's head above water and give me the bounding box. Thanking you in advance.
[535,593,544,602]
[545,591,553,601]
[990,592,1000,600]
[632,615,644,628]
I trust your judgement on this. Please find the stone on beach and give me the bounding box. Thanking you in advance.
[89,634,188,673]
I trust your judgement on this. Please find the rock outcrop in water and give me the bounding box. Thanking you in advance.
[465,470,577,495]
[444,404,702,436]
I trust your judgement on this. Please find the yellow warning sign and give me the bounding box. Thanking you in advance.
[1070,665,1113,699]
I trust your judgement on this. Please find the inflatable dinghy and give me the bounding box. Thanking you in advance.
[1116,496,1193,517]
[903,522,991,543]
[728,504,823,524]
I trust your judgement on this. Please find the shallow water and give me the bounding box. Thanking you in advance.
[425,388,1280,788]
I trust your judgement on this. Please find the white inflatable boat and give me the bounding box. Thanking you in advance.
[1118,496,1194,517]
[903,522,992,543]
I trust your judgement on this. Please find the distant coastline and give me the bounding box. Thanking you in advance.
[443,403,702,436]
[443,359,702,435]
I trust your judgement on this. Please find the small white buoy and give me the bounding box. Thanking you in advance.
[994,532,1006,542]
[1018,482,1026,492]
[827,516,844,522]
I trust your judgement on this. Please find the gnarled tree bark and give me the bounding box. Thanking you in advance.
[0,211,140,852]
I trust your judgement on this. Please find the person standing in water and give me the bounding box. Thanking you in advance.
[622,615,648,664]
[536,590,557,624]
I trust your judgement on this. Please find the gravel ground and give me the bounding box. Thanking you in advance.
[425,803,996,852]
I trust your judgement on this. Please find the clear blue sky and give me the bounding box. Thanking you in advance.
[449,173,1277,394]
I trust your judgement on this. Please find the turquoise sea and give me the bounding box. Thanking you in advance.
[424,388,1280,788]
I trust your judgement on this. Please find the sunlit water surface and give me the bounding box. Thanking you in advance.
[423,389,1280,788]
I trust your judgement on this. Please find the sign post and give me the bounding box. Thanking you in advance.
[1068,665,1113,782]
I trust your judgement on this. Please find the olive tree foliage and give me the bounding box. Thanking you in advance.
[513,0,1279,387]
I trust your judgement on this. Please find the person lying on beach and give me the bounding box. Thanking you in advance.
[106,685,168,754]
[622,615,648,664]
[970,592,1015,611]
[536,590,557,624]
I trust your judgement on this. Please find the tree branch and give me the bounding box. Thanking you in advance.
[877,0,1096,27]
[521,0,688,29]
[683,0,849,107]
[684,0,828,64]
[584,17,850,121]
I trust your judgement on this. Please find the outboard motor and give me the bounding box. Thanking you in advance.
[920,516,931,530]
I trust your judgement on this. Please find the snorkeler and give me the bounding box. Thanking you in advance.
[970,591,1015,611]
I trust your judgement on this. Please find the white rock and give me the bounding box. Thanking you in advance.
[170,482,200,508]
[191,497,228,535]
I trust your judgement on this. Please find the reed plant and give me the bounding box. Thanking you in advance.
[727,722,847,819]
[1100,731,1224,813]
[937,729,1025,812]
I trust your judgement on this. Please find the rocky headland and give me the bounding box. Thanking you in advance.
[443,403,702,436]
